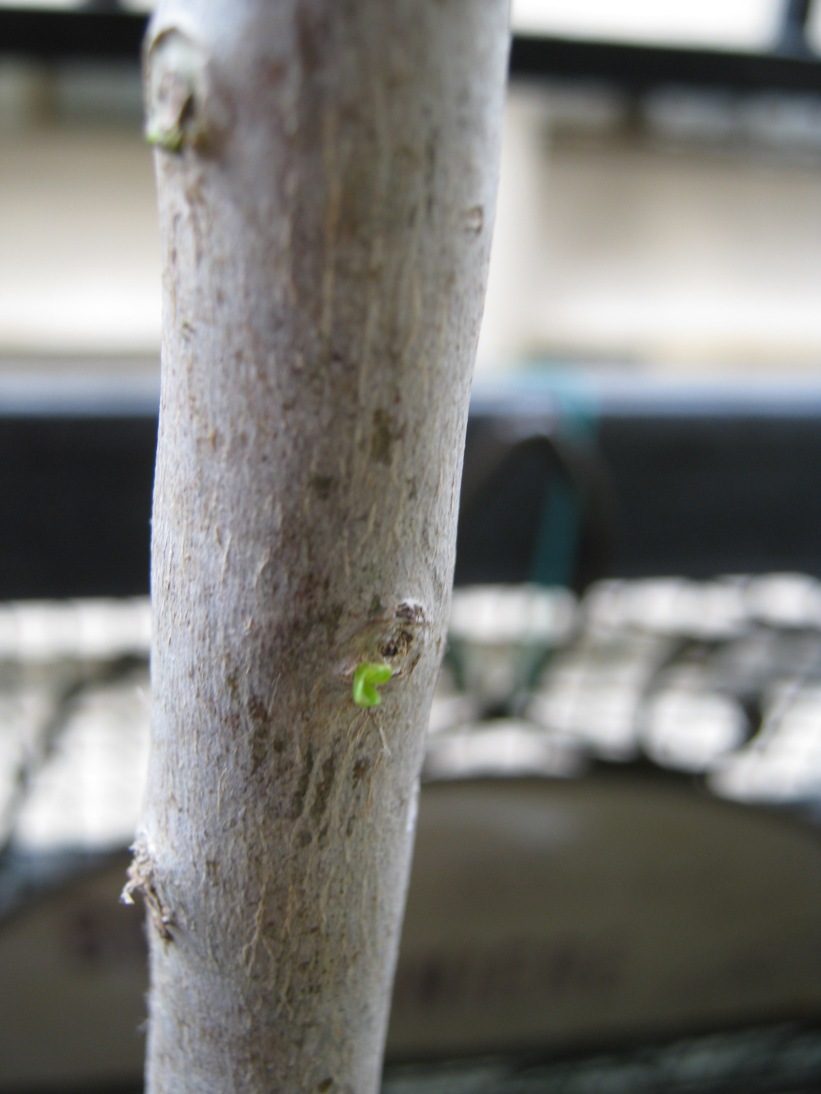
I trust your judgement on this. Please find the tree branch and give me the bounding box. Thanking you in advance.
[130,1,510,1089]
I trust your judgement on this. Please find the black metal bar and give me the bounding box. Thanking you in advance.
[0,375,819,596]
[2,9,821,96]
[0,7,146,61]
[510,33,821,95]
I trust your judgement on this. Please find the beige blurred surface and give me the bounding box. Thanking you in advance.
[1,41,821,377]
[0,125,160,361]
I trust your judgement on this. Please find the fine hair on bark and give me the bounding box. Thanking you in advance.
[126,1,510,1090]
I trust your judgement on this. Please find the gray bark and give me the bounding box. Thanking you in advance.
[126,1,509,1090]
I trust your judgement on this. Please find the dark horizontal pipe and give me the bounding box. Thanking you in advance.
[0,374,820,597]
[2,9,820,96]
[510,33,821,95]
[0,8,145,62]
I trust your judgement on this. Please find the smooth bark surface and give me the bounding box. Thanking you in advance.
[127,2,509,1090]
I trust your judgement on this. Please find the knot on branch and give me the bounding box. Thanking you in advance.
[338,599,428,692]
[144,26,211,154]
[122,838,176,942]
[378,600,427,669]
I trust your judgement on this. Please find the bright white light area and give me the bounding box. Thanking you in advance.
[512,0,780,52]
[712,685,821,804]
[643,690,747,772]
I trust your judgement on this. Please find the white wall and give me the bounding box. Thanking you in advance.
[478,86,821,374]
[1,71,821,378]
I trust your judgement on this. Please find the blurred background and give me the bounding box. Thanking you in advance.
[2,2,821,1092]
[2,1,821,375]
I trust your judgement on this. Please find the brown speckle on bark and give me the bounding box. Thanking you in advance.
[309,473,335,499]
[290,745,316,819]
[311,756,337,820]
[352,756,370,785]
[370,408,398,465]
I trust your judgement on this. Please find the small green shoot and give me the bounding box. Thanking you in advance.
[352,662,393,708]
[145,124,185,153]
